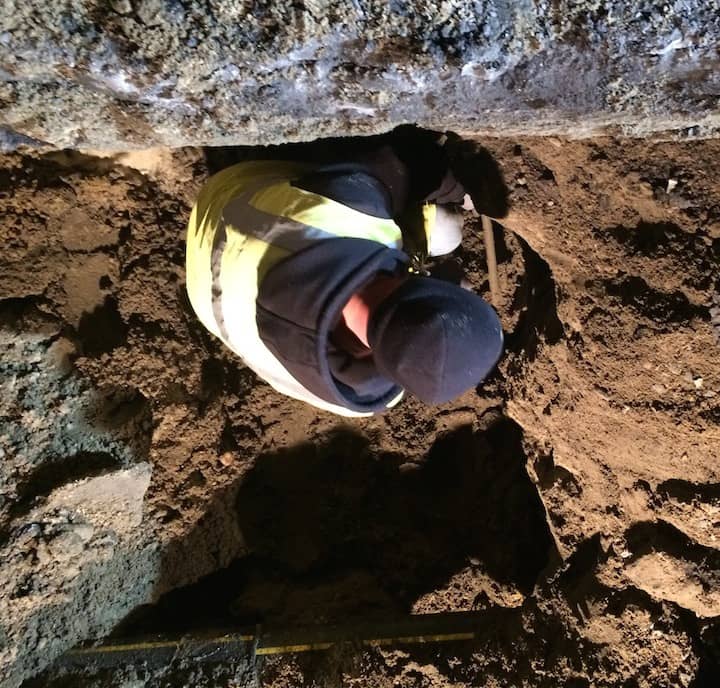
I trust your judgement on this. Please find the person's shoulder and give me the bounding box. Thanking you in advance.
[294,169,393,219]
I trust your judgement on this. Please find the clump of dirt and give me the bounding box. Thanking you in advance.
[1,135,719,687]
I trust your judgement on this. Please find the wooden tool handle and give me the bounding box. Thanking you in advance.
[481,215,500,307]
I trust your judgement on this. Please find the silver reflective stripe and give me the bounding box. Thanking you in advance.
[222,192,336,253]
[210,221,230,341]
[210,189,326,340]
[211,182,397,347]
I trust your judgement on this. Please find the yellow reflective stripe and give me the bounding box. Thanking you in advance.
[422,203,436,249]
[194,161,311,229]
[187,161,309,340]
[249,181,403,248]
[186,204,221,339]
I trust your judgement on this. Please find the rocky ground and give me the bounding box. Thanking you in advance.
[0,135,719,687]
[2,1,720,149]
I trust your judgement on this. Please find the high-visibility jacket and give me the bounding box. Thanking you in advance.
[186,160,455,417]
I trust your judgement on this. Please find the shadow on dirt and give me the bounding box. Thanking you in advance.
[600,221,719,293]
[596,275,709,325]
[604,221,698,257]
[505,235,564,364]
[624,520,720,569]
[76,296,128,356]
[117,416,556,634]
[697,619,720,687]
[657,479,720,504]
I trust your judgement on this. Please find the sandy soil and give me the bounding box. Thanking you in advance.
[1,135,719,687]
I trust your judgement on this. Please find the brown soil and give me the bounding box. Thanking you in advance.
[1,135,719,687]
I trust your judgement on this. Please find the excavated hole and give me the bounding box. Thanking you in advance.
[113,415,557,635]
[104,133,566,639]
[657,479,720,504]
[624,520,720,569]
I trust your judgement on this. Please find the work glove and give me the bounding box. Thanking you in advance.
[443,131,510,219]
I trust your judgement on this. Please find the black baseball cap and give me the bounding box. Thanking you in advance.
[367,276,503,404]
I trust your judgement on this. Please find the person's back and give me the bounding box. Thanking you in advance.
[186,127,507,416]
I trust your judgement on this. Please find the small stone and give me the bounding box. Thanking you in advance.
[47,530,85,560]
[666,178,678,193]
[219,451,234,466]
[94,533,118,549]
[679,671,693,688]
[62,564,82,580]
[547,200,555,207]
[637,181,655,198]
[516,175,527,186]
[46,337,75,376]
[692,376,703,389]
[651,384,666,394]
[620,549,633,559]
[72,523,95,543]
[111,0,133,14]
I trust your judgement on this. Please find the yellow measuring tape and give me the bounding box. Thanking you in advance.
[60,610,507,667]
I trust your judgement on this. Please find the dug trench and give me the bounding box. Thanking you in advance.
[115,415,556,634]
[1,134,719,688]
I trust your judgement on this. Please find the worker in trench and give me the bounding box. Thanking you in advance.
[186,126,509,417]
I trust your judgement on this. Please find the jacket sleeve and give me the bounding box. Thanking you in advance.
[294,128,467,216]
[292,128,468,260]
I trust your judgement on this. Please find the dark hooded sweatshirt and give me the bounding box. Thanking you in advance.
[254,130,465,413]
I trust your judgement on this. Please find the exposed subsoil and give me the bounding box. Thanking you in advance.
[1,135,719,687]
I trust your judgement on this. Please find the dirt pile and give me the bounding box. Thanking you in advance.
[0,136,718,687]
